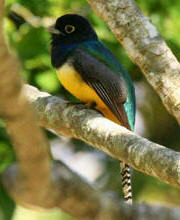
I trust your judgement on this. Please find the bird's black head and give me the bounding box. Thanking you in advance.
[49,14,98,47]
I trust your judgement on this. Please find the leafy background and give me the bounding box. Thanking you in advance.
[1,0,180,219]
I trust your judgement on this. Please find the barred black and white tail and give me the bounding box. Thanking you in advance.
[120,162,132,204]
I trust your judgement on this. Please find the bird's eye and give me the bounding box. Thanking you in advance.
[65,25,75,34]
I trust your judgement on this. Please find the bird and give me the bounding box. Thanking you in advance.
[49,14,135,204]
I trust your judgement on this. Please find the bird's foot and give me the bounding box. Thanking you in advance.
[86,101,97,109]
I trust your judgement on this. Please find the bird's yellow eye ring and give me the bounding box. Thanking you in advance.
[65,25,75,34]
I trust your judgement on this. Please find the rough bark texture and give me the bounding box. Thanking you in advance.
[24,85,180,188]
[87,0,180,124]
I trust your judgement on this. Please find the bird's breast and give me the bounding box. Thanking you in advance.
[57,62,121,125]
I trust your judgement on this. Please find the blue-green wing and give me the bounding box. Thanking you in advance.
[80,40,136,130]
[71,47,130,129]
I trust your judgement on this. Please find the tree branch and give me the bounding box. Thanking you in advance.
[4,161,180,220]
[0,0,57,208]
[10,3,55,28]
[24,85,180,188]
[87,0,180,125]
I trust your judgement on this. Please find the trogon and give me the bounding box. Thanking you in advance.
[49,14,136,204]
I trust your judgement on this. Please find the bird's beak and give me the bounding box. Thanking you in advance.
[48,25,65,35]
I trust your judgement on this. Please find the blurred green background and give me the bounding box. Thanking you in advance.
[1,0,180,219]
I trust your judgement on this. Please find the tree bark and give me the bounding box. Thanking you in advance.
[0,0,57,208]
[87,0,180,125]
[4,161,180,220]
[24,85,180,189]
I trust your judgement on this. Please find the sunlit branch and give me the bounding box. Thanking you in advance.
[24,84,180,189]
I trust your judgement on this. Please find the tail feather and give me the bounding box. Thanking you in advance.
[120,162,132,204]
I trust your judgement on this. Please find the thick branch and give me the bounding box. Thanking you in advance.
[0,0,57,208]
[24,85,180,188]
[87,0,180,124]
[3,162,100,220]
[3,161,180,220]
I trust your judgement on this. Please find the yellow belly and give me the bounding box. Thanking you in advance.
[57,63,121,125]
